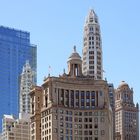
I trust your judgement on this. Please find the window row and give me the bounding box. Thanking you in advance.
[57,110,106,116]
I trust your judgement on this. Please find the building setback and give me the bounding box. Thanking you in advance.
[0,26,37,131]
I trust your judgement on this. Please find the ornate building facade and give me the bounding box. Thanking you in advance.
[19,60,36,118]
[1,115,30,140]
[29,9,139,140]
[115,81,139,140]
[30,47,113,140]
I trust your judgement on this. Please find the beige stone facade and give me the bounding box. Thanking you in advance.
[30,47,113,140]
[1,115,30,140]
[115,81,139,140]
[30,86,43,140]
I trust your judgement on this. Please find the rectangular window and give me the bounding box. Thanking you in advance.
[101,130,105,135]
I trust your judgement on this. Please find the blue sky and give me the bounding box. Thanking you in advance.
[0,0,140,105]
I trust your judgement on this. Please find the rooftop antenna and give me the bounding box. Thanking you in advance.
[48,65,51,77]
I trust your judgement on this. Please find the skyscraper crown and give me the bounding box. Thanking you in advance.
[85,9,98,25]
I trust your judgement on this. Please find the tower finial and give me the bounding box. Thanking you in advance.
[74,45,76,52]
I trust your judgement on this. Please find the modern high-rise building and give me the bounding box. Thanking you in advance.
[82,9,103,79]
[0,26,37,131]
[19,60,35,119]
[115,81,139,140]
[30,47,113,140]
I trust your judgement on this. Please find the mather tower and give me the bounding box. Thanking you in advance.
[82,9,103,79]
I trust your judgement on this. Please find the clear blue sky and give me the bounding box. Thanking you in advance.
[0,0,140,105]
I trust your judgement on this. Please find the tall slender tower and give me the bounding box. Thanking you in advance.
[19,60,35,118]
[82,9,103,79]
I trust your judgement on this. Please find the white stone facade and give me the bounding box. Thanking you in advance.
[82,9,103,79]
[20,60,35,118]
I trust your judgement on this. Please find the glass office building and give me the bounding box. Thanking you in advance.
[0,26,37,131]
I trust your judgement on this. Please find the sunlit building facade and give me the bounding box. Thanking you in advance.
[82,10,103,79]
[115,81,139,140]
[30,47,113,140]
[1,115,30,140]
[19,60,35,118]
